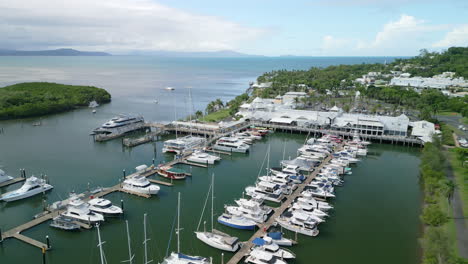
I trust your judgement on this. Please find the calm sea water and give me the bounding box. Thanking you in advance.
[0,56,421,264]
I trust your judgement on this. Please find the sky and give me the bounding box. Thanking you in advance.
[0,0,467,56]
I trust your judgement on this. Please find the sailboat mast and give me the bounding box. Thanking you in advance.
[143,213,151,264]
[177,192,181,253]
[96,224,105,264]
[125,220,134,264]
[211,173,214,232]
[267,144,270,176]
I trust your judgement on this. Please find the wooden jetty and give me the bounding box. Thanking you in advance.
[227,154,333,264]
[182,161,208,168]
[0,177,25,188]
[148,179,173,187]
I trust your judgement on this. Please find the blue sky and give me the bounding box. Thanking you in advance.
[1,0,467,56]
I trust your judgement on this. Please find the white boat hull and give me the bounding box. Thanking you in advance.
[1,185,53,202]
[213,144,249,153]
[122,184,160,195]
[195,232,239,252]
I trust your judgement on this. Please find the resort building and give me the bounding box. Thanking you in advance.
[390,72,468,90]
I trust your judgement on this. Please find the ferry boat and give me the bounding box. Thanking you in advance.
[93,114,144,135]
[213,137,250,153]
[0,169,13,184]
[0,176,53,202]
[162,135,206,155]
[61,198,104,224]
[157,165,190,180]
[122,176,160,195]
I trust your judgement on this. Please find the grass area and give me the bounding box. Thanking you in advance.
[437,190,459,257]
[438,111,461,116]
[447,150,468,215]
[199,109,231,122]
[462,117,468,125]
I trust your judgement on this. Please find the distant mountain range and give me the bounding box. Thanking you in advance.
[0,48,111,56]
[127,50,264,58]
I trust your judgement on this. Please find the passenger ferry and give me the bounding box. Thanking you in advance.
[162,135,206,155]
[93,114,144,135]
[213,137,250,153]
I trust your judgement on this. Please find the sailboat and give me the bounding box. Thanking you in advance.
[122,220,135,264]
[96,224,107,264]
[195,174,240,252]
[162,193,210,264]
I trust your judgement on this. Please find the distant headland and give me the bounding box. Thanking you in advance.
[0,48,111,56]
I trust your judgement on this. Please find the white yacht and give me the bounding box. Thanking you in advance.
[297,197,333,211]
[235,198,272,215]
[0,169,13,184]
[217,213,257,230]
[245,181,284,203]
[225,206,267,223]
[186,150,220,164]
[302,188,335,199]
[252,237,296,259]
[213,137,250,153]
[162,136,207,155]
[292,203,328,217]
[122,175,160,195]
[93,114,144,135]
[275,212,320,237]
[289,207,325,223]
[0,176,53,202]
[88,198,123,216]
[61,198,104,223]
[245,248,288,264]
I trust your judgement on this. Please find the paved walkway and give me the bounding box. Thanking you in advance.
[445,157,468,259]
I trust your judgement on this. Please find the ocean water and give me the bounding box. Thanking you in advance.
[0,56,422,264]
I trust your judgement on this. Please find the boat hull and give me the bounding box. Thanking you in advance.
[213,145,249,153]
[195,232,239,252]
[1,185,53,202]
[217,216,256,230]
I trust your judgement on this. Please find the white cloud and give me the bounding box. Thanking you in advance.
[0,0,267,52]
[432,24,468,47]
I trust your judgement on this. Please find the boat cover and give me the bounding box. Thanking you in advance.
[252,237,266,246]
[267,232,282,240]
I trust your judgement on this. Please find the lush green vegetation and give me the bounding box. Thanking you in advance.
[396,47,468,79]
[0,82,111,119]
[202,93,249,122]
[440,124,456,146]
[418,137,464,264]
[448,149,468,214]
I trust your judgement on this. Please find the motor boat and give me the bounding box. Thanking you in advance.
[88,198,123,216]
[225,206,267,223]
[157,165,190,180]
[0,169,13,184]
[0,176,53,202]
[186,150,221,165]
[234,198,272,215]
[213,137,250,153]
[297,197,333,211]
[165,87,175,91]
[288,207,324,223]
[302,188,335,199]
[195,231,240,252]
[50,216,81,231]
[275,212,320,237]
[263,232,294,247]
[61,198,104,223]
[252,237,296,259]
[291,203,328,219]
[244,249,288,264]
[217,213,257,230]
[122,176,160,195]
[245,181,284,203]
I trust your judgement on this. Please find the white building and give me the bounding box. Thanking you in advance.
[282,92,308,107]
[390,74,468,90]
[410,121,437,143]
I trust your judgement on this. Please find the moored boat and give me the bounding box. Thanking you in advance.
[0,176,53,202]
[157,165,190,180]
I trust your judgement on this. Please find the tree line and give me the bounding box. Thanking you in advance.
[0,82,111,119]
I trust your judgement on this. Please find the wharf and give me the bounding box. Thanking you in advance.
[0,177,25,188]
[227,154,333,264]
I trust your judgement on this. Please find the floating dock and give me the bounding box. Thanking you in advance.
[227,154,333,264]
[0,177,25,188]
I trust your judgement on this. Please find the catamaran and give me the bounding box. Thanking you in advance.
[186,150,221,165]
[195,174,240,252]
[0,176,53,202]
[162,135,207,155]
[213,137,250,153]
